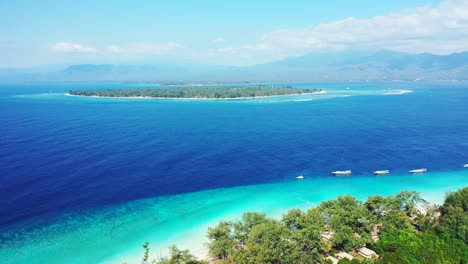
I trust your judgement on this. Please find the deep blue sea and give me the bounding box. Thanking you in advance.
[0,82,467,263]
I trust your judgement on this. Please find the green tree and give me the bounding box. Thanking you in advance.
[207,221,235,260]
[381,211,414,232]
[158,245,207,264]
[394,191,421,213]
[233,212,268,243]
[282,209,304,229]
[365,195,393,216]
[245,220,296,264]
[290,225,324,263]
[439,187,468,242]
[331,225,363,252]
[142,242,150,264]
[375,229,467,264]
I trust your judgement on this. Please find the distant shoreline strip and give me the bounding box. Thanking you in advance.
[65,91,327,100]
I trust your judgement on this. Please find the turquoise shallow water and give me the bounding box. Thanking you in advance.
[1,82,468,263]
[2,170,467,264]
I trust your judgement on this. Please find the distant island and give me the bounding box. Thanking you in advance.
[68,86,322,99]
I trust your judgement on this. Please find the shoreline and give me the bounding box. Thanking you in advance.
[2,170,466,264]
[64,91,326,100]
[104,170,468,263]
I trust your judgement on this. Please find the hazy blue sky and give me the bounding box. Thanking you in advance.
[2,0,468,67]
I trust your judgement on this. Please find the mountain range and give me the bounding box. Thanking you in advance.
[2,50,468,83]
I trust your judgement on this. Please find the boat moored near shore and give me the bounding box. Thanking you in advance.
[296,175,304,179]
[464,164,468,168]
[409,168,427,174]
[373,170,390,175]
[332,170,352,175]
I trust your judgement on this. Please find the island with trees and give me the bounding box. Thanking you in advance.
[68,86,322,99]
[141,187,468,264]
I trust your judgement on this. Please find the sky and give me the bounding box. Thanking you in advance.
[1,0,468,68]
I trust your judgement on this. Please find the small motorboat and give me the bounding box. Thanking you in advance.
[373,170,390,175]
[409,168,427,174]
[296,175,304,179]
[332,170,352,175]
[464,164,468,168]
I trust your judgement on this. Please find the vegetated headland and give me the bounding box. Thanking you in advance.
[141,187,468,264]
[68,85,322,99]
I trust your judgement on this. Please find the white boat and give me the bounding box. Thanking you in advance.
[296,175,304,179]
[409,168,427,174]
[332,170,351,175]
[464,164,468,168]
[373,170,390,175]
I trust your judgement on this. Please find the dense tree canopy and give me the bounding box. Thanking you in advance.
[439,187,468,243]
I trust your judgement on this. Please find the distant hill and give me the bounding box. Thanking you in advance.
[2,50,468,83]
[232,50,468,82]
[51,63,229,82]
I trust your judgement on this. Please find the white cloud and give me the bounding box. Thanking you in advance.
[107,45,124,53]
[132,42,182,54]
[106,43,181,55]
[205,0,468,64]
[212,37,225,43]
[50,42,181,56]
[43,0,468,66]
[253,43,272,51]
[51,42,97,53]
[257,0,468,55]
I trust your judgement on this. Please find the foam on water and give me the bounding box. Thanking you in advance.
[1,170,466,264]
